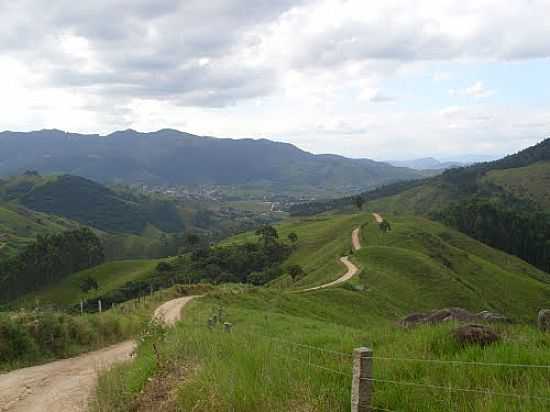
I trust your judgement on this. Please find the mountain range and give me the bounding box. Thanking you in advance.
[0,129,428,197]
[387,157,466,170]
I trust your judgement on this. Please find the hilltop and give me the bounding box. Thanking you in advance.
[0,129,426,198]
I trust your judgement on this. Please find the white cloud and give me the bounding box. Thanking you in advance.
[450,81,495,98]
[0,0,549,159]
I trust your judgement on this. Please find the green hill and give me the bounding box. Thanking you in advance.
[0,203,80,259]
[223,213,550,320]
[19,259,161,306]
[0,174,184,234]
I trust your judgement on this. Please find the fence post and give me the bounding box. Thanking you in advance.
[351,347,373,412]
[98,299,102,313]
[80,300,84,315]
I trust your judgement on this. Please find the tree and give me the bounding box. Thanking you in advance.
[287,232,298,244]
[379,220,392,233]
[255,225,279,246]
[185,233,201,249]
[288,265,305,281]
[80,276,99,294]
[353,196,365,210]
[156,261,173,272]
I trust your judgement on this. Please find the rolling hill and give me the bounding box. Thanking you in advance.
[291,137,550,273]
[0,129,426,197]
[0,173,183,234]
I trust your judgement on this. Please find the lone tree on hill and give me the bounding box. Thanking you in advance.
[287,232,298,244]
[379,220,392,233]
[255,225,279,246]
[288,264,305,281]
[185,233,201,249]
[80,276,99,294]
[353,196,365,210]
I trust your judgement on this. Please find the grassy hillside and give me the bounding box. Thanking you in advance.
[223,213,367,288]
[95,288,550,411]
[0,203,80,259]
[225,212,550,319]
[354,215,550,320]
[19,259,161,306]
[483,160,550,208]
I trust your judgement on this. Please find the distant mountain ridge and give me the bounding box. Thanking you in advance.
[387,157,465,170]
[0,129,425,196]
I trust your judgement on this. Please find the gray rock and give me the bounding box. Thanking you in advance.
[453,324,500,347]
[538,309,550,331]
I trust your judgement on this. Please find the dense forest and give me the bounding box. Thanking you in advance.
[435,199,550,273]
[15,175,184,234]
[0,228,104,303]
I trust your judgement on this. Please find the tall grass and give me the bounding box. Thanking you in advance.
[93,291,550,411]
[0,308,146,371]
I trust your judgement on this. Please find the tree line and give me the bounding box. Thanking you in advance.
[435,199,550,273]
[0,228,105,303]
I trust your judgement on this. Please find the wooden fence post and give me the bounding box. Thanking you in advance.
[98,299,102,313]
[80,300,84,315]
[351,347,373,412]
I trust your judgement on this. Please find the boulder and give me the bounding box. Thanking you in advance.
[538,309,550,332]
[477,311,510,323]
[453,324,500,347]
[401,307,509,327]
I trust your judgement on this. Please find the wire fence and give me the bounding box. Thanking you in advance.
[185,314,550,410]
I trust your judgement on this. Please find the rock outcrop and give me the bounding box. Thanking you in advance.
[401,307,509,327]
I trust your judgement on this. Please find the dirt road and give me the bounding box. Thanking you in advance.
[302,256,359,292]
[0,296,195,412]
[303,227,362,292]
[351,227,361,251]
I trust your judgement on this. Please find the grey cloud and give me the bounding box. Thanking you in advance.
[0,0,304,107]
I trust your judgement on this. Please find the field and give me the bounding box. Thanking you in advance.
[94,212,550,411]
[18,259,161,306]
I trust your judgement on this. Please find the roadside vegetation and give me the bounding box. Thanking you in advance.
[0,302,145,372]
[0,284,210,372]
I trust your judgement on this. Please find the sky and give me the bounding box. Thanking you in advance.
[0,0,549,161]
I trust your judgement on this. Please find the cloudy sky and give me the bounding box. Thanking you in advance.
[1,0,549,160]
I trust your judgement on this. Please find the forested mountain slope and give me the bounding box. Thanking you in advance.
[0,129,425,196]
[0,173,183,234]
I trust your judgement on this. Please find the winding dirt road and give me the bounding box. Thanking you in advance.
[303,212,384,292]
[303,226,362,292]
[0,296,195,412]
